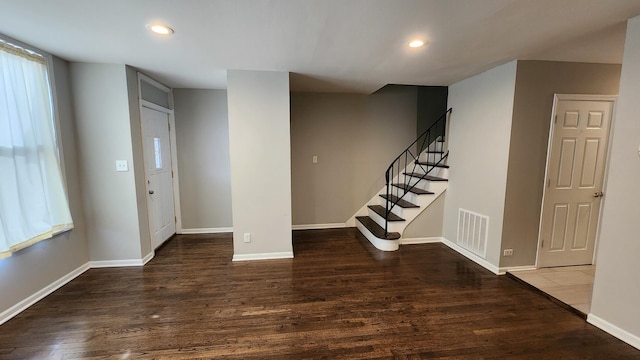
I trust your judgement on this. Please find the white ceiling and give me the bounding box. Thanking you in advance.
[1,0,639,93]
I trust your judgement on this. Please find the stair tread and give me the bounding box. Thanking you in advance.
[416,161,450,168]
[391,183,435,195]
[356,216,401,240]
[379,194,419,208]
[367,205,405,221]
[403,173,449,181]
[425,150,445,154]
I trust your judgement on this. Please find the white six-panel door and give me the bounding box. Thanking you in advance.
[141,106,176,249]
[538,96,614,268]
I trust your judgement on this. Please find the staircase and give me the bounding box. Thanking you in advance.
[355,108,452,251]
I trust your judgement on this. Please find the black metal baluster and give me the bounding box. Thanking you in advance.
[385,167,390,237]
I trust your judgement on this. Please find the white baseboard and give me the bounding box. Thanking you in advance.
[292,223,346,230]
[142,251,154,265]
[232,251,294,261]
[182,225,350,233]
[441,237,501,275]
[88,259,147,268]
[588,314,640,350]
[2,252,157,325]
[0,262,90,325]
[179,227,233,234]
[500,265,536,273]
[401,239,533,275]
[400,237,443,245]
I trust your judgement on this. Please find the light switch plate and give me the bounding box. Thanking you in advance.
[116,160,129,172]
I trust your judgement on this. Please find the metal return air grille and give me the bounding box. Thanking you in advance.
[457,208,489,258]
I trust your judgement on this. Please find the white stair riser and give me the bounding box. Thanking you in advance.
[378,196,422,216]
[368,209,404,233]
[389,163,448,184]
[378,197,407,217]
[405,178,447,192]
[413,166,448,179]
[379,198,431,218]
[409,165,449,179]
[427,143,445,153]
[384,189,420,205]
[369,197,405,218]
[419,152,447,163]
[403,161,448,174]
[390,203,405,218]
[391,174,448,196]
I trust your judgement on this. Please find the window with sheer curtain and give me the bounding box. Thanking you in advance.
[0,39,73,259]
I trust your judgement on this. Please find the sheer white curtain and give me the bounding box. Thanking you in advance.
[0,41,73,259]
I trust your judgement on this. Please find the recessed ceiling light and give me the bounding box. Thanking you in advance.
[147,23,174,35]
[409,39,425,48]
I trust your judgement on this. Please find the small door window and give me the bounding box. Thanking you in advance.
[154,137,162,169]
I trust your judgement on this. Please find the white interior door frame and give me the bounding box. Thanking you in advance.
[137,73,183,243]
[535,94,617,268]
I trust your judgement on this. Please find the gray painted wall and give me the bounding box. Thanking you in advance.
[290,92,367,225]
[591,15,640,344]
[290,86,417,225]
[403,193,445,238]
[174,89,232,229]
[227,70,293,257]
[70,63,145,261]
[501,61,621,267]
[443,61,518,267]
[359,86,419,205]
[0,57,89,316]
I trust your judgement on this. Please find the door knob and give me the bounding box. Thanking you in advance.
[593,191,604,198]
[149,190,154,195]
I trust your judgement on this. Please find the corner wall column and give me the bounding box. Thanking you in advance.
[227,70,293,260]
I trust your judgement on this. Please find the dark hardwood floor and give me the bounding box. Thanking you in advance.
[1,228,639,359]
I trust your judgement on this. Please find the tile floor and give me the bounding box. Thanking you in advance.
[508,265,595,315]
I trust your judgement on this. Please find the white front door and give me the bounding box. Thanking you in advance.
[141,106,176,249]
[538,96,614,268]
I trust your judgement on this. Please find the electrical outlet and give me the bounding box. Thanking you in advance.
[503,249,514,256]
[115,160,129,172]
[312,155,318,164]
[243,233,251,243]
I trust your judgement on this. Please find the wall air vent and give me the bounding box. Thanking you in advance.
[457,208,489,258]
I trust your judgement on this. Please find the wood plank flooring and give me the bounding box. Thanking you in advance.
[1,228,639,359]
